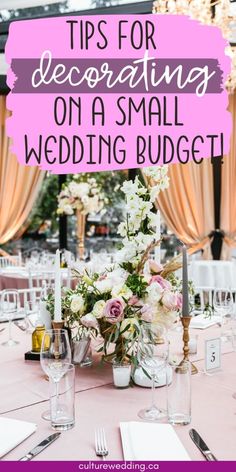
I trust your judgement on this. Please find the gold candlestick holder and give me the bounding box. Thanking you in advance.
[51,321,65,360]
[181,316,198,375]
[52,321,64,330]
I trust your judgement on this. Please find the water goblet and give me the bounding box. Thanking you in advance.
[40,329,71,421]
[1,290,20,347]
[138,327,169,421]
[213,289,233,339]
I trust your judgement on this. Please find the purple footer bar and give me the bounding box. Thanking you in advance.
[1,462,236,471]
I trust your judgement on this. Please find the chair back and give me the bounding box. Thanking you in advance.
[0,255,21,268]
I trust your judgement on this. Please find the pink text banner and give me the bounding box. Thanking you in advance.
[5,14,232,174]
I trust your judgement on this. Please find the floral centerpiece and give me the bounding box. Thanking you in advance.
[57,174,107,216]
[51,166,183,367]
[57,174,107,258]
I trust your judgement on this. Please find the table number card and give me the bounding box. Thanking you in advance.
[205,338,221,373]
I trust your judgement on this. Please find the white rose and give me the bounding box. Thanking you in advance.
[70,295,85,314]
[93,300,106,319]
[81,313,98,329]
[111,284,133,300]
[94,278,113,294]
[68,181,82,198]
[146,282,163,304]
[76,182,90,196]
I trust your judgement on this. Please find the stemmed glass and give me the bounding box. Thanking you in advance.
[138,325,169,421]
[1,290,20,347]
[213,289,233,338]
[40,329,72,420]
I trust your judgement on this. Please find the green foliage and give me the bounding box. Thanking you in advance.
[126,273,148,298]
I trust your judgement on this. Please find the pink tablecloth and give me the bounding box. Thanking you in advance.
[0,324,236,461]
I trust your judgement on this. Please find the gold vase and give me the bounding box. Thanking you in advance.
[76,210,86,260]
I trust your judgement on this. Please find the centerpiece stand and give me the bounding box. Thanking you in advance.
[180,316,198,375]
[77,211,86,260]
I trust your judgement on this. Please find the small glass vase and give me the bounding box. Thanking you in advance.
[72,336,93,367]
[112,360,131,389]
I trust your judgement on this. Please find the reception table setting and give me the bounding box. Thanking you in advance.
[0,167,236,462]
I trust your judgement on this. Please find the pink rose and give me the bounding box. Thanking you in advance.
[104,298,125,324]
[176,293,183,310]
[140,304,154,323]
[162,291,177,311]
[80,313,98,329]
[149,275,171,291]
[128,295,139,306]
[148,260,163,274]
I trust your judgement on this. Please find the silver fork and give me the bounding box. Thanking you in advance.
[95,428,108,460]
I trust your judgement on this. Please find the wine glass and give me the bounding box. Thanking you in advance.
[138,326,169,421]
[1,290,20,347]
[40,329,71,420]
[213,290,233,339]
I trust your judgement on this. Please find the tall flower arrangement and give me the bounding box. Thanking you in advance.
[55,166,182,365]
[57,174,106,216]
[116,166,169,269]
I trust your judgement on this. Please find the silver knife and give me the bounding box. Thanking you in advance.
[19,433,61,461]
[189,429,217,461]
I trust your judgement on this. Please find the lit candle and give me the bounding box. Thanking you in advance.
[182,245,189,317]
[155,209,161,264]
[54,249,61,321]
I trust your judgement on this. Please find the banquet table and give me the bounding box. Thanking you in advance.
[0,324,236,461]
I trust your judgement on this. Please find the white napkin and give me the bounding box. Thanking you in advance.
[0,417,37,458]
[190,314,221,329]
[120,422,190,461]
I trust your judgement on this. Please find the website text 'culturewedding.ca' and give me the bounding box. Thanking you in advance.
[78,462,160,472]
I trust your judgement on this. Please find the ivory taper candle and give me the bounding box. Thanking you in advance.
[54,249,62,321]
[154,209,161,264]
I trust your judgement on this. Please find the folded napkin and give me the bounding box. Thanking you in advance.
[120,422,190,461]
[190,314,221,329]
[0,417,37,458]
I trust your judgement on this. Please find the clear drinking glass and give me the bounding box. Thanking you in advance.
[213,290,233,338]
[167,360,191,425]
[1,290,20,347]
[40,329,72,421]
[50,363,75,431]
[138,326,169,421]
[112,361,131,388]
[24,299,41,332]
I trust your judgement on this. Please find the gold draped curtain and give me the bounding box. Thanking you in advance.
[0,96,45,245]
[156,159,214,259]
[145,92,236,260]
[220,92,236,259]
